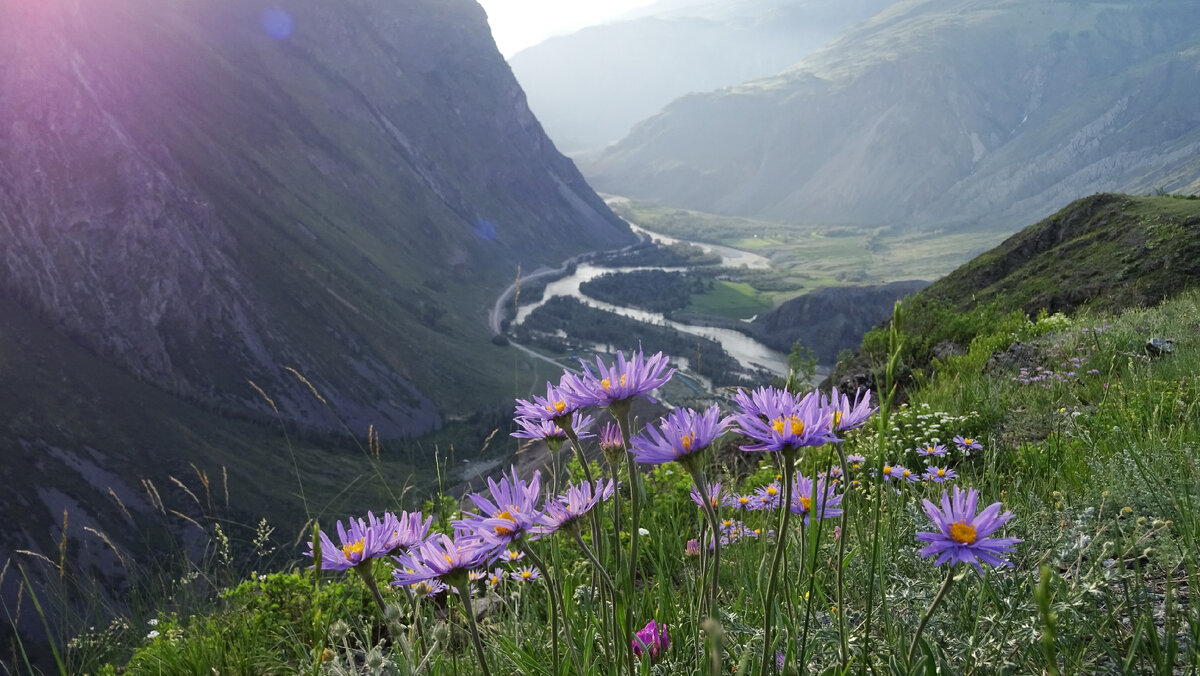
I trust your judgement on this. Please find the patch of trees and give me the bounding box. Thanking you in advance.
[514,297,752,387]
[579,270,708,313]
[590,241,720,268]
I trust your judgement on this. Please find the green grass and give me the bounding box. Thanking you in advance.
[687,280,774,319]
[27,288,1196,675]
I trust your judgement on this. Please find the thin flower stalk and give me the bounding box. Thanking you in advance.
[758,452,796,676]
[832,442,851,668]
[907,568,956,666]
[521,543,585,675]
[615,402,642,674]
[453,576,493,676]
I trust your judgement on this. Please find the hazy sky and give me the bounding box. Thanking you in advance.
[477,0,656,56]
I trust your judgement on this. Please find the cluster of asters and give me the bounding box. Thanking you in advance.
[869,434,983,488]
[305,348,1023,669]
[308,466,615,595]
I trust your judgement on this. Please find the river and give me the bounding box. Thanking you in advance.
[511,236,790,376]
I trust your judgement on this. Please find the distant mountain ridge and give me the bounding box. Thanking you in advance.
[508,0,900,152]
[583,0,1200,230]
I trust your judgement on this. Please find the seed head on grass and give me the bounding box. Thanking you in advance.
[916,486,1021,574]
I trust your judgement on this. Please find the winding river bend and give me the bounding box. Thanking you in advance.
[510,227,790,376]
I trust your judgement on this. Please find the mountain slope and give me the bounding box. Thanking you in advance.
[829,193,1200,390]
[508,0,899,153]
[0,0,631,439]
[583,0,1200,229]
[0,0,632,648]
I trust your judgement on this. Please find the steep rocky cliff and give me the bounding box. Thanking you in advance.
[0,0,631,437]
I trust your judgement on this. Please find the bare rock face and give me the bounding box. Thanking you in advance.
[0,0,632,436]
[1,2,264,392]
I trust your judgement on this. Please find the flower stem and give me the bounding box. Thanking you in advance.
[685,463,722,617]
[798,471,825,664]
[759,452,796,676]
[614,403,641,675]
[454,582,493,676]
[353,560,388,616]
[523,544,585,675]
[907,568,956,667]
[832,442,851,669]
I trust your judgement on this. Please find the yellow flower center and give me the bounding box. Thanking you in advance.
[738,496,750,506]
[342,539,365,560]
[949,522,977,545]
[903,469,912,477]
[833,411,843,427]
[883,465,892,475]
[493,510,517,536]
[681,433,695,452]
[767,486,778,497]
[771,415,805,437]
[722,519,733,528]
[546,400,566,414]
[521,570,532,580]
[937,468,947,477]
[798,496,812,512]
[964,438,974,445]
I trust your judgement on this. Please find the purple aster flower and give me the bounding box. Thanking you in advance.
[455,466,543,547]
[485,567,506,588]
[371,510,432,555]
[751,482,782,510]
[632,620,669,663]
[881,463,907,482]
[534,479,614,538]
[726,492,755,512]
[916,486,1022,574]
[561,349,674,408]
[732,386,782,420]
[391,533,497,587]
[822,387,876,432]
[732,388,838,453]
[308,514,391,571]
[924,466,958,483]
[917,443,948,459]
[500,549,524,563]
[511,565,541,583]
[846,453,867,471]
[514,380,581,422]
[789,474,843,525]
[511,411,595,450]
[632,405,726,466]
[690,480,724,510]
[900,466,919,483]
[599,421,623,452]
[953,435,983,453]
